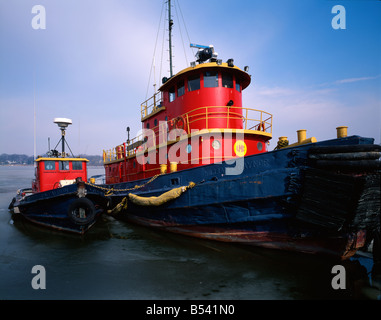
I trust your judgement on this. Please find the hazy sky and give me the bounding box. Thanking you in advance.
[1,0,380,156]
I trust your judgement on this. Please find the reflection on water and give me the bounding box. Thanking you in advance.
[0,166,379,300]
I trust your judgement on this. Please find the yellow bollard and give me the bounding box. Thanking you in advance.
[297,130,307,143]
[170,162,177,172]
[160,164,168,174]
[286,129,317,148]
[336,126,348,138]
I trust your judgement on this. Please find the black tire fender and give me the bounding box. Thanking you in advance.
[68,198,96,225]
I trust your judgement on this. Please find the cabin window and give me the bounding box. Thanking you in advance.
[169,86,176,102]
[222,73,233,88]
[72,161,83,170]
[59,161,70,171]
[177,80,185,97]
[188,75,200,92]
[44,161,55,170]
[236,79,241,92]
[204,71,218,88]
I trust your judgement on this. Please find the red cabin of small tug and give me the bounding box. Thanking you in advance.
[31,118,89,193]
[103,48,273,184]
[32,158,88,193]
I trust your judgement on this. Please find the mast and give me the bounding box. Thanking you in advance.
[168,0,173,77]
[61,128,66,156]
[33,70,37,165]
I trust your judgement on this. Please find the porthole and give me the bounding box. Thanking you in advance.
[257,142,263,151]
[212,140,221,150]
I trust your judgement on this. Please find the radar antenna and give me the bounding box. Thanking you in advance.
[190,43,219,64]
[53,118,73,157]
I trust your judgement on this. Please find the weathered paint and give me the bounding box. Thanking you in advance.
[104,135,380,259]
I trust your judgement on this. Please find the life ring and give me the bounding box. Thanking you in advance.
[174,116,185,130]
[67,198,96,225]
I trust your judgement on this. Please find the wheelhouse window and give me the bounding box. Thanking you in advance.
[169,86,176,102]
[59,161,70,171]
[72,161,83,170]
[177,80,185,97]
[44,161,55,170]
[188,75,200,92]
[204,71,218,87]
[222,73,233,88]
[236,79,241,92]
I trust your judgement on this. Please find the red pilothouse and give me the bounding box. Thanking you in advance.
[103,45,273,184]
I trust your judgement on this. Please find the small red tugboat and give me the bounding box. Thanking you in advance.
[9,118,108,234]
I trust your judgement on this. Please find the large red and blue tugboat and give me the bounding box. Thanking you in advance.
[9,118,108,234]
[96,1,380,260]
[9,1,380,260]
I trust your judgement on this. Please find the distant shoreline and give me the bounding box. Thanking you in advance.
[0,164,103,167]
[0,153,103,166]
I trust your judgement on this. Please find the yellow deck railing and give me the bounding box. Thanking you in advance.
[104,106,272,163]
[184,106,272,132]
[141,92,164,120]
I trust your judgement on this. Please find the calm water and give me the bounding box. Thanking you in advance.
[0,166,377,300]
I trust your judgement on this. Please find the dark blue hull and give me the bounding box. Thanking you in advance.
[8,135,380,258]
[102,135,380,258]
[9,183,108,234]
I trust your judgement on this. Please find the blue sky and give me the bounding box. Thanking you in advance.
[0,0,380,156]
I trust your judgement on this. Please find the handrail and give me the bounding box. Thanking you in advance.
[104,106,273,163]
[185,106,272,133]
[141,92,162,120]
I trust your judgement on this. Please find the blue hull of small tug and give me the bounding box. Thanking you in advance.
[106,135,380,257]
[9,184,107,234]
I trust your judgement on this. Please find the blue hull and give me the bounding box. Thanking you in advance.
[103,135,380,258]
[9,183,108,234]
[8,135,380,258]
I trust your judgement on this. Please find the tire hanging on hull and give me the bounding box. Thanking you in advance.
[68,198,96,225]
